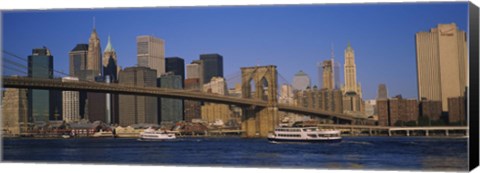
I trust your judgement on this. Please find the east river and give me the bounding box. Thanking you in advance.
[2,136,468,171]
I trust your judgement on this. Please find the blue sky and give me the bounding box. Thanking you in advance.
[2,2,469,99]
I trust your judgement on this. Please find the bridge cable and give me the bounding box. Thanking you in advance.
[3,50,70,78]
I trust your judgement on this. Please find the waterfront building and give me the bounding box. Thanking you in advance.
[448,96,466,125]
[201,104,233,125]
[292,70,311,91]
[49,89,63,121]
[118,67,158,126]
[364,99,377,118]
[62,77,80,123]
[28,47,53,123]
[278,84,300,123]
[184,78,202,122]
[137,35,165,77]
[68,44,91,121]
[200,54,223,83]
[86,76,107,123]
[201,77,232,124]
[87,26,102,77]
[377,84,388,100]
[158,73,184,123]
[294,87,343,114]
[165,57,185,85]
[1,88,28,135]
[342,93,363,114]
[377,99,389,126]
[279,84,295,105]
[419,99,442,122]
[415,23,467,112]
[377,96,419,126]
[69,44,89,77]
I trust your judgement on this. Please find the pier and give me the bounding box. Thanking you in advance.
[317,124,468,137]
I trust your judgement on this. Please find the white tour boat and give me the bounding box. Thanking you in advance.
[138,127,176,141]
[267,126,342,143]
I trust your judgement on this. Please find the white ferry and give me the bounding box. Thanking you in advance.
[267,127,342,143]
[138,128,176,141]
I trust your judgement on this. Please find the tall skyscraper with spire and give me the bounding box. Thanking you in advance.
[87,18,102,78]
[103,35,118,81]
[342,42,363,113]
[103,35,119,124]
[343,42,362,97]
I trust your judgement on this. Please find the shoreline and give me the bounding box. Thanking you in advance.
[1,134,469,140]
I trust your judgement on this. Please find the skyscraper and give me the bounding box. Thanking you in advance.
[292,70,311,91]
[102,36,119,124]
[137,35,165,77]
[319,45,340,90]
[343,42,362,97]
[158,73,184,123]
[62,77,80,123]
[87,27,102,77]
[200,54,223,83]
[86,76,107,122]
[342,43,363,113]
[165,57,185,86]
[69,44,89,120]
[28,47,53,123]
[377,84,388,100]
[416,23,467,112]
[322,60,334,90]
[118,67,158,126]
[69,44,88,77]
[103,35,118,81]
[186,60,204,85]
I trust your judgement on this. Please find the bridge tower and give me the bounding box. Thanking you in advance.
[241,65,279,137]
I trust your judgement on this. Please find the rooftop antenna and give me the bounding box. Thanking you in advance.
[330,42,334,61]
[93,16,96,30]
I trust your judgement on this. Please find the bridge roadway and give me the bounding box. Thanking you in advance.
[2,76,356,121]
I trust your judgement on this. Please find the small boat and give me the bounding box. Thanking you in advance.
[267,126,342,143]
[138,127,176,141]
[93,130,114,138]
[61,134,71,139]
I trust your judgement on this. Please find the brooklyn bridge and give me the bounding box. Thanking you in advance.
[2,65,370,137]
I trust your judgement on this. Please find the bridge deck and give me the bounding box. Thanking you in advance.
[3,76,358,121]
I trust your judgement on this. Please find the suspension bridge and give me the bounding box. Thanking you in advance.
[2,50,369,137]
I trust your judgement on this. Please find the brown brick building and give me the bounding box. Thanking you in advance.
[294,88,343,114]
[377,99,389,126]
[419,100,442,121]
[376,96,419,126]
[448,96,466,124]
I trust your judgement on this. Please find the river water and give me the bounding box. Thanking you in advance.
[2,136,468,171]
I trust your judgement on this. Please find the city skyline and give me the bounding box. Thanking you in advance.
[2,2,469,99]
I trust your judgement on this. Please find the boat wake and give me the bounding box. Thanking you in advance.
[343,141,374,145]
